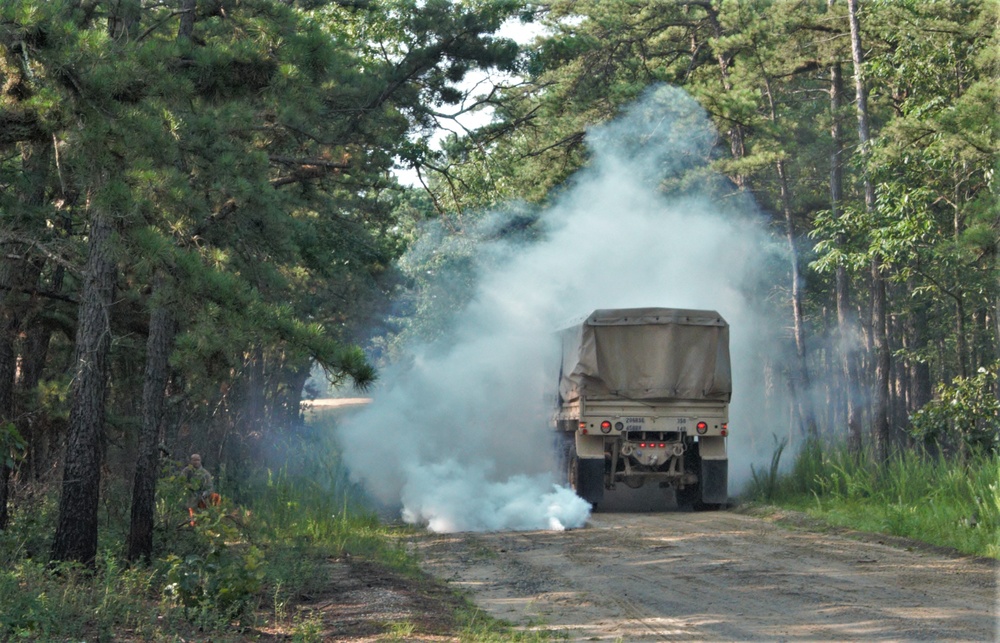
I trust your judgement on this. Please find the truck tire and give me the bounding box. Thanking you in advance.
[675,443,725,510]
[675,445,701,509]
[568,445,604,507]
[675,481,700,508]
[699,458,728,508]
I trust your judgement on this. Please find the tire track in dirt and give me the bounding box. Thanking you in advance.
[414,508,998,641]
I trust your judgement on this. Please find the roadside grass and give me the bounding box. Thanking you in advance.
[458,607,569,642]
[743,439,999,559]
[0,424,562,641]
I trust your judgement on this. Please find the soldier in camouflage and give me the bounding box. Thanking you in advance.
[181,453,214,517]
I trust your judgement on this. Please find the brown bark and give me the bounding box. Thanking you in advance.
[178,0,197,41]
[244,345,265,437]
[906,283,932,416]
[995,296,1000,400]
[829,54,864,452]
[0,254,45,527]
[51,208,117,566]
[890,311,908,446]
[276,357,311,430]
[17,249,66,482]
[776,159,816,436]
[703,3,747,187]
[0,464,7,531]
[18,321,55,480]
[126,274,176,562]
[847,0,891,462]
[0,141,52,528]
[870,266,891,461]
[755,47,815,436]
[0,261,24,530]
[955,297,968,378]
[108,0,141,40]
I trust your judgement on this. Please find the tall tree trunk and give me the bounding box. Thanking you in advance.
[126,274,176,562]
[107,0,141,40]
[19,325,53,480]
[52,0,149,564]
[704,4,748,188]
[51,208,117,566]
[276,357,311,431]
[0,333,14,531]
[829,50,865,452]
[890,310,908,445]
[0,256,50,526]
[776,159,816,436]
[0,260,27,530]
[19,257,63,482]
[870,265,891,461]
[0,141,52,528]
[994,295,1000,399]
[906,281,932,416]
[847,0,891,462]
[122,13,196,547]
[243,345,266,444]
[178,0,197,42]
[0,463,8,532]
[955,297,968,378]
[756,56,815,437]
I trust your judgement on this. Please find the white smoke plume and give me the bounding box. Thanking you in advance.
[338,85,792,532]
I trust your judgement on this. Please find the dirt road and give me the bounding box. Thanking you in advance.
[415,507,998,641]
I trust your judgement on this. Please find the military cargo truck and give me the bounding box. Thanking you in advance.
[555,308,731,509]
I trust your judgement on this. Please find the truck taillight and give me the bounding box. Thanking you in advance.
[721,423,728,437]
[696,421,708,435]
[600,420,612,433]
[579,421,586,429]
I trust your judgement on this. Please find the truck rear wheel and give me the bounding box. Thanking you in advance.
[675,442,701,509]
[699,458,728,509]
[568,444,604,507]
[675,443,724,510]
[675,480,700,508]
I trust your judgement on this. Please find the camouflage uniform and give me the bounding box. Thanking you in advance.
[182,460,214,509]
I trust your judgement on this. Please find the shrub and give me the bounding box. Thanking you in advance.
[159,498,264,622]
[910,364,1000,456]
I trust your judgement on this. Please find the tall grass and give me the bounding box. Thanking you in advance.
[742,439,999,559]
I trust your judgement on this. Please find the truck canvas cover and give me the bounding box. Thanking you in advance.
[558,308,732,403]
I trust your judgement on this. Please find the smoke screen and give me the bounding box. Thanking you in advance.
[337,86,792,532]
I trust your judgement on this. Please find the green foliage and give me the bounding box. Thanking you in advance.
[910,364,1000,455]
[161,543,266,622]
[0,555,157,641]
[1,0,531,497]
[458,605,567,642]
[1,446,417,640]
[742,440,1000,559]
[747,435,787,503]
[0,560,81,640]
[0,423,27,470]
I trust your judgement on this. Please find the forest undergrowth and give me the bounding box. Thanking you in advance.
[743,438,999,559]
[0,434,547,642]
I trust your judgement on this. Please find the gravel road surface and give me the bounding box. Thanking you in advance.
[415,507,998,641]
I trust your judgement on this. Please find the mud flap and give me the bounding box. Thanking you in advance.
[700,459,728,505]
[576,457,605,506]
